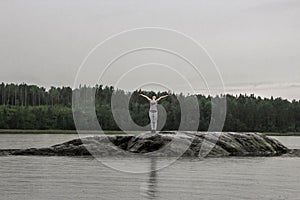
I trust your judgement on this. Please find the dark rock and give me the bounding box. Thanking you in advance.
[0,132,291,157]
[0,149,20,156]
[283,149,300,157]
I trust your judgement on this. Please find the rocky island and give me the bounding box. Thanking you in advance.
[0,132,294,157]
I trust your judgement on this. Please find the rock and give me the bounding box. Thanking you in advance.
[0,149,20,156]
[283,149,300,157]
[0,132,290,157]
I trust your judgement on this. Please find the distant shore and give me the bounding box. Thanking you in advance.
[0,129,126,134]
[0,129,300,136]
[263,132,300,136]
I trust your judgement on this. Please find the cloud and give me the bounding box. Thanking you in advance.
[224,82,300,92]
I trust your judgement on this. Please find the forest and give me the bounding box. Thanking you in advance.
[0,83,299,132]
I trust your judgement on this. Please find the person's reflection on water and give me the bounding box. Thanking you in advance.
[140,157,158,199]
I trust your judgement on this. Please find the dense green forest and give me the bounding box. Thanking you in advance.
[0,83,299,132]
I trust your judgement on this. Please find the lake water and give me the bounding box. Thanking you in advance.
[0,134,299,200]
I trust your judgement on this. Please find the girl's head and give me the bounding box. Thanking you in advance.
[152,96,157,100]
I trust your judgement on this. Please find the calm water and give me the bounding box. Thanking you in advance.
[0,134,299,200]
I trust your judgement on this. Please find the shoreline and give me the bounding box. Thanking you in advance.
[0,129,126,135]
[0,129,300,136]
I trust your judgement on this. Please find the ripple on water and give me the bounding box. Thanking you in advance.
[0,156,299,200]
[0,134,299,200]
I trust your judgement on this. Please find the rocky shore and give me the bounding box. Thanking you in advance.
[0,132,293,158]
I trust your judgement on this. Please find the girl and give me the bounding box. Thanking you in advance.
[139,93,168,133]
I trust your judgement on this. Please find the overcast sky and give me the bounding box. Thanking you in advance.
[0,0,299,100]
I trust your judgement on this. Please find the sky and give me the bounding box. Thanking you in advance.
[0,0,299,100]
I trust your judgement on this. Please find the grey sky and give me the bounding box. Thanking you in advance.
[0,0,299,100]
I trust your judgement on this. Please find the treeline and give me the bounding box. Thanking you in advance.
[0,83,72,106]
[0,83,299,132]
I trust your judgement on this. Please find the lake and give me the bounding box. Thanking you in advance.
[0,134,299,200]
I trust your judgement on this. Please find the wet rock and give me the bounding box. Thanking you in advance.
[0,132,290,157]
[283,149,300,157]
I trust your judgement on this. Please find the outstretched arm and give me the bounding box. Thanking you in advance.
[139,93,151,101]
[157,95,168,102]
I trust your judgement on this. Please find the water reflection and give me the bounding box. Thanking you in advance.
[141,157,158,199]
